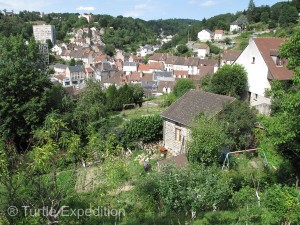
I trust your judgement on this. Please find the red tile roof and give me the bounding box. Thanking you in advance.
[149,62,164,70]
[254,38,293,80]
[140,73,153,81]
[215,30,224,34]
[198,44,209,49]
[173,70,188,76]
[222,50,242,62]
[129,72,142,81]
[138,64,150,72]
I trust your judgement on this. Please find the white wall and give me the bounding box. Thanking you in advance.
[234,39,270,96]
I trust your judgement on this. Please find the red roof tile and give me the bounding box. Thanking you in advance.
[138,64,150,72]
[149,62,164,70]
[254,38,293,80]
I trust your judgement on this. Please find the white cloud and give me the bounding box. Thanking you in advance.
[201,0,217,7]
[76,6,96,11]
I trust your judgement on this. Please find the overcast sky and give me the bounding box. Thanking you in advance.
[0,0,282,20]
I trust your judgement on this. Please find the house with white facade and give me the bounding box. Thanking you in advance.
[230,21,241,32]
[65,66,86,85]
[123,62,138,75]
[214,30,224,41]
[161,90,235,155]
[234,37,293,115]
[197,29,213,42]
[197,44,210,59]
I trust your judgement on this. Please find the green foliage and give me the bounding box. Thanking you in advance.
[104,44,116,57]
[121,115,163,146]
[0,35,54,149]
[247,0,256,23]
[208,64,248,98]
[160,92,177,107]
[176,44,191,56]
[74,81,107,136]
[188,115,229,165]
[219,101,257,150]
[137,164,233,219]
[173,79,196,98]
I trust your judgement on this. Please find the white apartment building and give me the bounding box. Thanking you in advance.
[33,24,56,45]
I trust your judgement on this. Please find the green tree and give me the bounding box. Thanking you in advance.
[278,5,298,27]
[264,26,300,171]
[209,64,248,98]
[69,58,76,66]
[247,0,256,23]
[173,79,196,98]
[0,35,52,149]
[188,115,229,165]
[73,81,107,136]
[128,83,144,106]
[104,44,116,57]
[46,39,53,49]
[176,44,189,56]
[219,101,257,150]
[292,0,300,12]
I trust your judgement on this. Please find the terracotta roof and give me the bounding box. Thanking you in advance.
[223,50,242,62]
[85,67,94,73]
[198,44,209,49]
[148,53,168,62]
[138,64,150,72]
[215,30,224,34]
[173,70,188,76]
[129,72,142,81]
[199,66,214,77]
[140,73,153,82]
[254,38,293,80]
[161,90,235,127]
[149,61,164,70]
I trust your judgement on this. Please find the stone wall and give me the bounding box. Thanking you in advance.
[163,119,190,156]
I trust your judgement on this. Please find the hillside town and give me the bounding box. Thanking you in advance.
[1,0,300,224]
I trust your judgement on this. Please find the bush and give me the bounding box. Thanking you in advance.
[160,92,176,107]
[121,115,163,147]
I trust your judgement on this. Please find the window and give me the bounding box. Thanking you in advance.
[254,94,258,101]
[175,128,182,142]
[252,57,255,64]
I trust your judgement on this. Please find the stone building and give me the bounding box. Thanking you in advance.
[161,90,235,156]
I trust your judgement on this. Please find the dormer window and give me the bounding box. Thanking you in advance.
[252,57,255,64]
[276,57,283,67]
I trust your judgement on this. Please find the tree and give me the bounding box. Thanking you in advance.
[278,5,298,27]
[173,79,196,98]
[263,26,300,172]
[247,0,256,23]
[46,39,53,49]
[104,44,116,57]
[209,64,248,98]
[69,58,76,66]
[218,101,257,150]
[0,35,52,150]
[176,44,189,56]
[188,115,229,165]
[292,0,300,12]
[128,84,144,106]
[73,81,107,136]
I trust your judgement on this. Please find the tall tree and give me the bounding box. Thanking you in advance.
[247,0,256,23]
[0,35,52,150]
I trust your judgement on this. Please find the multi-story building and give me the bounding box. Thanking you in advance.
[33,24,56,45]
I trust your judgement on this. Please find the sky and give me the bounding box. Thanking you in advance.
[0,0,282,21]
